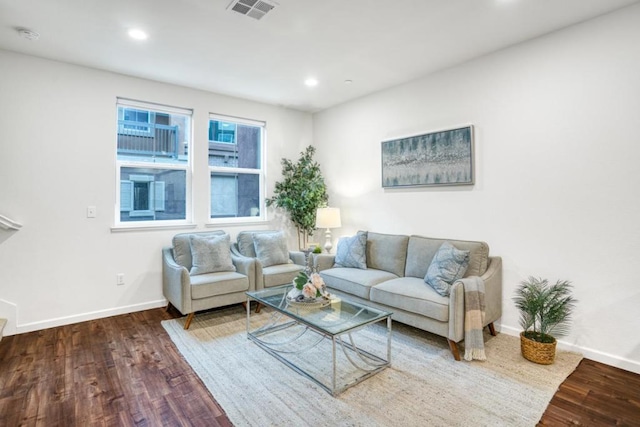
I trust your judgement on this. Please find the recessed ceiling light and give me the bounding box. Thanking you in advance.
[128,29,148,40]
[304,77,318,87]
[344,79,353,85]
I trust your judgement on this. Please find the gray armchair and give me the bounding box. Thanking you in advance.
[231,231,305,311]
[162,230,255,329]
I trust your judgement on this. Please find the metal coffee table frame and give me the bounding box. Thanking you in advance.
[246,285,392,396]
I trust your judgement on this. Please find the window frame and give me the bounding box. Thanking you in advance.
[114,99,193,229]
[207,113,266,225]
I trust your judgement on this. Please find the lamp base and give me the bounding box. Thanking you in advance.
[323,228,333,253]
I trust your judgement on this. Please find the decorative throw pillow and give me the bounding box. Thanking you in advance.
[334,231,368,270]
[189,234,236,276]
[253,231,289,267]
[424,241,470,296]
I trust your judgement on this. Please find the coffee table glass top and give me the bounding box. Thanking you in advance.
[247,284,391,335]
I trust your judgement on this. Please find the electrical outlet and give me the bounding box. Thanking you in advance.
[116,273,125,286]
[87,206,97,218]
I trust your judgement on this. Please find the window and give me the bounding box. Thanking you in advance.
[208,114,264,221]
[116,99,192,225]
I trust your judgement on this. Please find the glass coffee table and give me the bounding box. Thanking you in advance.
[246,284,392,396]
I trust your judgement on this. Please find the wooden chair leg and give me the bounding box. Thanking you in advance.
[448,339,461,361]
[255,302,262,314]
[488,322,497,336]
[184,312,195,330]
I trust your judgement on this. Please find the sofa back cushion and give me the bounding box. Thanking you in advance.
[405,235,489,279]
[366,232,410,277]
[172,230,226,270]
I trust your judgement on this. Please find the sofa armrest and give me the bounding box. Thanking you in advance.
[289,250,306,266]
[162,247,192,315]
[231,254,257,292]
[482,256,503,326]
[313,254,335,272]
[448,256,502,342]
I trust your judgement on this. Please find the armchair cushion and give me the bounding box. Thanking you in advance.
[189,234,236,276]
[424,242,470,297]
[173,230,225,270]
[253,231,289,267]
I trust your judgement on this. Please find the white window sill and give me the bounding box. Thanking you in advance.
[111,223,198,233]
[205,219,271,228]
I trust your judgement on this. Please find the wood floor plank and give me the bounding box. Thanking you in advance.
[1,308,638,426]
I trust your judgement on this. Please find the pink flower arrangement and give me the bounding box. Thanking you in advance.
[291,271,329,300]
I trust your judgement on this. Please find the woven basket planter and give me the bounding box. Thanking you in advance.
[520,332,557,365]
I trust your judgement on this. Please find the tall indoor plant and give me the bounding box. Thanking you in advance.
[513,277,577,364]
[266,146,328,249]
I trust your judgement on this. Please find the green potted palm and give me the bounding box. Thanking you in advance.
[513,277,577,365]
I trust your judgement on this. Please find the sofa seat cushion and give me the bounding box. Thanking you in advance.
[320,268,398,300]
[189,271,249,299]
[263,263,305,288]
[370,277,450,322]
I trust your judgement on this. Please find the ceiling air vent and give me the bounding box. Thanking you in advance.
[228,0,277,20]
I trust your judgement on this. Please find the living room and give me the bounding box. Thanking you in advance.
[1,0,639,425]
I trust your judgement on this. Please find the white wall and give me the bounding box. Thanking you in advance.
[0,50,312,332]
[313,5,640,374]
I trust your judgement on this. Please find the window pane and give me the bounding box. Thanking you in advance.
[120,167,186,222]
[117,106,190,164]
[211,173,260,218]
[208,120,261,170]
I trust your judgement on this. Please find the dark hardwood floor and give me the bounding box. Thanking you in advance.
[1,307,638,426]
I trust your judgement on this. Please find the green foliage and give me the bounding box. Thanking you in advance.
[293,271,309,290]
[266,146,329,238]
[513,277,577,343]
[312,246,322,254]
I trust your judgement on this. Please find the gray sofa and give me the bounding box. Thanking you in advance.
[314,232,502,360]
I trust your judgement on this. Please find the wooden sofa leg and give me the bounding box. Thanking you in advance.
[255,302,262,314]
[448,339,461,361]
[241,301,247,311]
[184,312,195,330]
[488,322,497,336]
[165,302,172,312]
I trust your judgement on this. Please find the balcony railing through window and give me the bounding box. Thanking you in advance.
[117,120,181,159]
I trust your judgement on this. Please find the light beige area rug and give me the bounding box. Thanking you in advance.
[162,306,582,427]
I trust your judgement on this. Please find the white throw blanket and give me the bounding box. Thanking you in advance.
[460,276,487,361]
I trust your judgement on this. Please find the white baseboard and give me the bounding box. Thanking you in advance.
[16,299,168,335]
[499,324,640,375]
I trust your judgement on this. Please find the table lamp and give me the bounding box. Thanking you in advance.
[315,207,341,253]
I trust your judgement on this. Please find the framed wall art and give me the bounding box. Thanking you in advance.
[381,125,474,188]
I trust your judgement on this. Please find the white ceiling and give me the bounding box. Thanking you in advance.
[1,0,638,112]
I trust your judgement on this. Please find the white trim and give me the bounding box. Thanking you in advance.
[209,112,265,127]
[205,219,270,227]
[499,323,640,375]
[117,97,193,116]
[0,213,22,230]
[16,299,168,334]
[111,222,197,232]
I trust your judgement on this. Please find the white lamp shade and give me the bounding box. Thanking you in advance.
[315,207,341,229]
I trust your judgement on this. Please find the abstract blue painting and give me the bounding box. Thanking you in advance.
[381,126,474,187]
